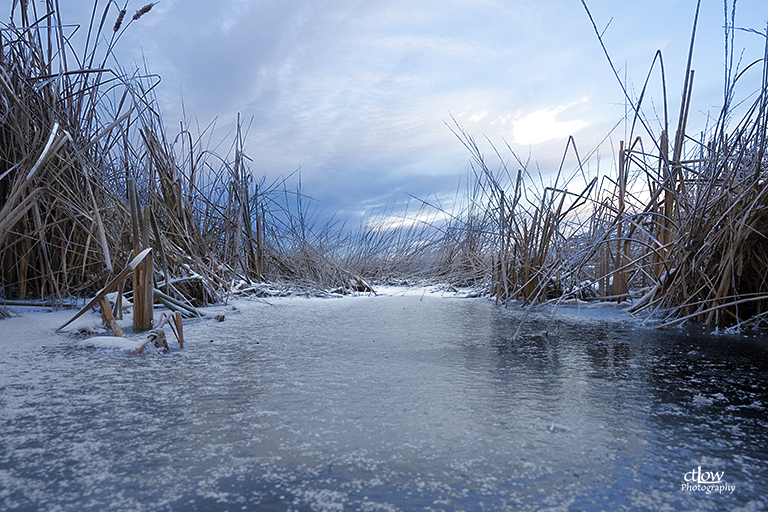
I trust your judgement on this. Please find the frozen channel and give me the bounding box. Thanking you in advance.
[1,291,767,511]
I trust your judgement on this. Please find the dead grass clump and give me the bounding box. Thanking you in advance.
[649,90,768,328]
[0,2,270,307]
[436,1,768,328]
[0,1,132,301]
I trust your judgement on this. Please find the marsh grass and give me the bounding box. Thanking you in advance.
[2,1,767,329]
[0,1,369,307]
[432,0,768,328]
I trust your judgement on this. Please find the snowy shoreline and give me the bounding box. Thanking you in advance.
[2,285,766,354]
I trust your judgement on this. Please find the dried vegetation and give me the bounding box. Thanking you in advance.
[2,1,768,330]
[0,1,375,313]
[432,1,768,329]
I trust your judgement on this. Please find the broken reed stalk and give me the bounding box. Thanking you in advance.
[58,248,152,331]
[98,296,122,336]
[127,178,147,331]
[114,280,124,320]
[141,204,154,330]
[173,311,184,348]
[153,288,201,318]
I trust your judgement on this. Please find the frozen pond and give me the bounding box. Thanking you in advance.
[1,292,767,511]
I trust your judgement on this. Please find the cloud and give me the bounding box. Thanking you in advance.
[367,209,449,232]
[468,111,488,123]
[511,102,589,146]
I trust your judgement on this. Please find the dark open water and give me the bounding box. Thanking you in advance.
[1,294,767,511]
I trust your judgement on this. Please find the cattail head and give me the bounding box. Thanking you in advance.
[132,3,154,21]
[113,10,126,32]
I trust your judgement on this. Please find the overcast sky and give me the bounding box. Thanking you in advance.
[55,0,767,227]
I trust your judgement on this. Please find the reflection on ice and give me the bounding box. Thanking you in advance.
[1,292,767,511]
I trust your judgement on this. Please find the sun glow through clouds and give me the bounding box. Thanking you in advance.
[468,111,488,122]
[512,100,589,146]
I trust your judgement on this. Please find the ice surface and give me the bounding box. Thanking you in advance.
[1,290,767,511]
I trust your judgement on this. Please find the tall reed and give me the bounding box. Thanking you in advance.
[435,0,768,328]
[0,2,362,305]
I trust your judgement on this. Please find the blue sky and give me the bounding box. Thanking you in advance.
[57,0,767,226]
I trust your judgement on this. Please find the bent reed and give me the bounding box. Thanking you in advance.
[1,1,766,330]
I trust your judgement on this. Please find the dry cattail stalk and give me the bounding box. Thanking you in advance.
[133,4,154,21]
[113,10,126,32]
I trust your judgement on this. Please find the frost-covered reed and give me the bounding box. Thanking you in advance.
[435,1,768,328]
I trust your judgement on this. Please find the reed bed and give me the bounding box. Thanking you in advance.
[2,1,767,331]
[0,1,380,310]
[434,1,768,329]
[0,1,129,302]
